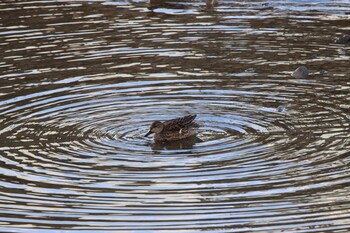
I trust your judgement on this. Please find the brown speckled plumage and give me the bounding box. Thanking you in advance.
[145,115,199,142]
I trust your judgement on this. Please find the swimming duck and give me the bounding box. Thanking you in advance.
[145,114,199,142]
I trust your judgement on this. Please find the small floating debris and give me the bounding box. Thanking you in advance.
[292,66,309,79]
[335,35,350,44]
[337,48,347,55]
[318,69,327,75]
[277,104,289,113]
[245,68,255,73]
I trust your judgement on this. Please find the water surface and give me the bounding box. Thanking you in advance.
[0,0,350,232]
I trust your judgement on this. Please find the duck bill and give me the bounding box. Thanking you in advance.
[144,131,152,137]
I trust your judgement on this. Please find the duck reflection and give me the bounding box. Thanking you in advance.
[151,135,202,150]
[148,0,218,10]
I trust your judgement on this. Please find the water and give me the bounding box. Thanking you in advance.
[1,0,350,232]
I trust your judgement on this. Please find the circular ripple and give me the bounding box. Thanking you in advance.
[1,74,350,232]
[1,0,350,232]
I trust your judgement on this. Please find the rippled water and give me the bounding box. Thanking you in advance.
[1,0,350,232]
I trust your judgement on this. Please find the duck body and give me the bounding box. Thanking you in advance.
[145,115,199,142]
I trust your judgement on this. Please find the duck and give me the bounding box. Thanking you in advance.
[145,114,199,142]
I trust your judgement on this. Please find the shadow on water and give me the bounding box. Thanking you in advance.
[148,0,219,10]
[0,0,350,232]
[151,135,203,151]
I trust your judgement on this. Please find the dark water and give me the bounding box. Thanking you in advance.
[1,0,350,232]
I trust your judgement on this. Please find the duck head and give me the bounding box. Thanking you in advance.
[144,121,164,137]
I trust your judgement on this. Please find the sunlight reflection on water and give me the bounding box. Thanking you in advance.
[0,0,350,232]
